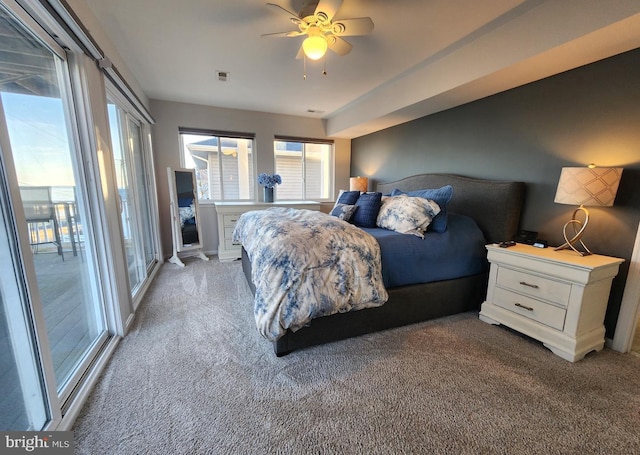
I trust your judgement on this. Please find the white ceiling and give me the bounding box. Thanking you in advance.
[82,0,640,138]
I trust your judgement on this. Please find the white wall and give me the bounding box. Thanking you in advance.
[65,0,150,110]
[150,99,351,258]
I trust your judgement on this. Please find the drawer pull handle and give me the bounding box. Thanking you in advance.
[519,281,539,289]
[514,302,534,311]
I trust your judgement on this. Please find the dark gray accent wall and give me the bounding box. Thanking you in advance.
[351,48,640,337]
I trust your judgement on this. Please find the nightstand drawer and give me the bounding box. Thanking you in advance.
[224,239,241,250]
[223,214,240,227]
[496,267,571,306]
[494,287,566,330]
[224,227,235,239]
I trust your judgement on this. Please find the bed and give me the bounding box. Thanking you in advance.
[238,173,525,356]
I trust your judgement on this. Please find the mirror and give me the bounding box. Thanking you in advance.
[167,167,209,267]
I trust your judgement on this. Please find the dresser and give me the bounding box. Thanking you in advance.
[214,201,321,262]
[479,243,623,362]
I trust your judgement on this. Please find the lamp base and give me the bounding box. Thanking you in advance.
[554,205,592,256]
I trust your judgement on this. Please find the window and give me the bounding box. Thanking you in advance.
[179,129,254,201]
[274,138,333,201]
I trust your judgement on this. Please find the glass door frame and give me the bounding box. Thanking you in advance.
[0,0,117,426]
[106,84,161,306]
[1,0,161,431]
[53,47,112,408]
[0,89,58,431]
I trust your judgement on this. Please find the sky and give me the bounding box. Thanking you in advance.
[2,92,76,190]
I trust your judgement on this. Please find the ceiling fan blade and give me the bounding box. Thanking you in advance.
[314,0,342,22]
[266,2,300,20]
[261,30,303,37]
[331,17,374,36]
[327,36,352,56]
[295,44,304,60]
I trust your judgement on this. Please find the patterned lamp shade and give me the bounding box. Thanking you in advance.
[554,167,623,207]
[350,176,369,192]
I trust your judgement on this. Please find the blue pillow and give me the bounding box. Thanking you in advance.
[337,190,361,205]
[352,192,382,228]
[390,185,453,233]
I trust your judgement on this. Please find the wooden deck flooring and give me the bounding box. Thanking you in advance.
[1,246,98,430]
[33,247,100,387]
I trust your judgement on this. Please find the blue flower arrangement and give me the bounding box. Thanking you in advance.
[258,173,282,188]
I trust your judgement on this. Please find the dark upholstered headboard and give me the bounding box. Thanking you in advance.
[377,174,525,244]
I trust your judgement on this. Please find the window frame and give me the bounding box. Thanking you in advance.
[274,136,335,202]
[179,127,256,202]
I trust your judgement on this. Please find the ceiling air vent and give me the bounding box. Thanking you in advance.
[216,70,229,82]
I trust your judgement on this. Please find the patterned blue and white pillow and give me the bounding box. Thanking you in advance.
[390,185,452,233]
[178,205,195,227]
[330,203,358,222]
[376,195,441,238]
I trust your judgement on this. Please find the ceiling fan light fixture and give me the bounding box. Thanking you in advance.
[302,34,328,60]
[265,2,374,61]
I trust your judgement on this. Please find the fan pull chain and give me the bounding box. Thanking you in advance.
[302,54,328,79]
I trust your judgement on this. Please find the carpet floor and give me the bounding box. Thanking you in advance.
[72,256,640,454]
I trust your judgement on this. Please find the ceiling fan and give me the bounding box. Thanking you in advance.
[263,0,374,61]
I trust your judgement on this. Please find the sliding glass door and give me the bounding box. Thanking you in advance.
[0,1,108,414]
[107,100,157,297]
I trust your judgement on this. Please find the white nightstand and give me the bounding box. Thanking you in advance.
[479,243,623,362]
[214,201,320,262]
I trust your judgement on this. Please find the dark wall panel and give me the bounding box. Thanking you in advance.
[351,48,640,337]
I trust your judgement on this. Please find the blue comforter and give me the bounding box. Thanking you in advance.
[362,213,488,288]
[233,208,389,341]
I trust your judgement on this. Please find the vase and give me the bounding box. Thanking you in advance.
[264,186,274,203]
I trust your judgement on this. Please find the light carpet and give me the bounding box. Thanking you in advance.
[72,256,640,454]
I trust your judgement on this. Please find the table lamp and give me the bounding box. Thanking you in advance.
[350,176,368,192]
[553,165,622,256]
